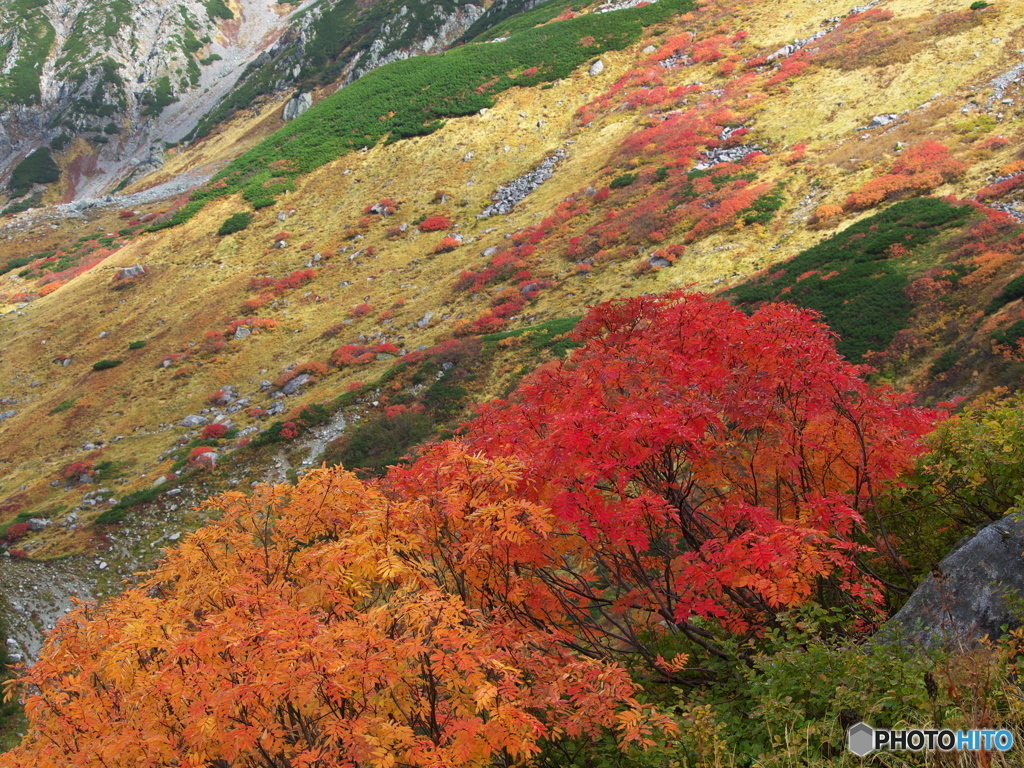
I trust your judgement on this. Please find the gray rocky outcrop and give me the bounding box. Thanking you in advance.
[882,513,1024,648]
[117,264,146,280]
[282,373,312,395]
[282,92,313,121]
[478,149,566,218]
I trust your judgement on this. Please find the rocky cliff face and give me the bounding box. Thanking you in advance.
[0,0,497,202]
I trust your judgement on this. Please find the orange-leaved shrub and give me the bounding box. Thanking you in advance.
[0,459,678,767]
[844,141,965,210]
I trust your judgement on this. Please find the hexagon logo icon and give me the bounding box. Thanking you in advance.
[848,722,875,756]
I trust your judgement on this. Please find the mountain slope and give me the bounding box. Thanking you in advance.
[0,0,1022,653]
[0,0,500,204]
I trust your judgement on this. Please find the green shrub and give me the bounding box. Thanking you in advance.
[128,340,146,350]
[48,398,77,415]
[879,393,1024,586]
[609,172,638,189]
[141,76,176,117]
[205,0,234,21]
[423,379,469,420]
[103,121,120,134]
[929,348,959,376]
[94,486,163,525]
[482,315,582,357]
[8,148,60,196]
[324,411,435,476]
[986,272,1024,314]
[729,198,972,362]
[970,1,990,9]
[144,200,205,232]
[217,212,253,236]
[0,257,33,276]
[91,359,123,371]
[1,193,42,216]
[741,183,785,225]
[992,319,1024,349]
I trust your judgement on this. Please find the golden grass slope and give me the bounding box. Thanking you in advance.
[0,0,1022,550]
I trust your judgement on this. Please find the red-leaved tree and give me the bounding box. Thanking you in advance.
[461,292,939,655]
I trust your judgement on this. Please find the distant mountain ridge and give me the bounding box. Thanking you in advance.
[0,0,513,203]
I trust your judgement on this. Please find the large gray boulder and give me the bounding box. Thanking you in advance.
[882,513,1024,648]
[283,92,313,121]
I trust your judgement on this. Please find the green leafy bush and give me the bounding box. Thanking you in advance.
[91,359,123,371]
[324,411,435,475]
[0,257,33,276]
[992,320,1024,349]
[929,348,959,376]
[128,340,146,350]
[217,212,253,236]
[95,486,163,525]
[205,0,234,21]
[8,148,60,197]
[986,272,1024,314]
[609,172,638,189]
[741,183,786,225]
[48,398,77,415]
[729,198,972,362]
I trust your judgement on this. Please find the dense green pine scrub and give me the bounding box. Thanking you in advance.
[178,0,695,221]
[729,198,973,362]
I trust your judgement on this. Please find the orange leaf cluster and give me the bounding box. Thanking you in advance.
[3,457,674,767]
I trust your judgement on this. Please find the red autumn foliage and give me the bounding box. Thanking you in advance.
[432,236,460,254]
[248,269,316,297]
[201,424,229,440]
[464,292,940,636]
[765,52,811,88]
[59,461,94,481]
[845,141,965,210]
[418,216,453,232]
[350,303,373,318]
[3,522,30,544]
[976,174,1024,202]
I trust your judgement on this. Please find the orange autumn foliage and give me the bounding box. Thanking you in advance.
[844,141,965,211]
[3,456,674,768]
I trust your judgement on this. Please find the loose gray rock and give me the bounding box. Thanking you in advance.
[180,414,208,428]
[282,373,313,396]
[0,410,15,422]
[417,311,435,328]
[117,264,146,280]
[649,256,672,268]
[589,59,605,76]
[478,149,567,218]
[642,44,657,54]
[27,519,49,532]
[233,326,251,341]
[883,513,1024,648]
[282,92,313,121]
